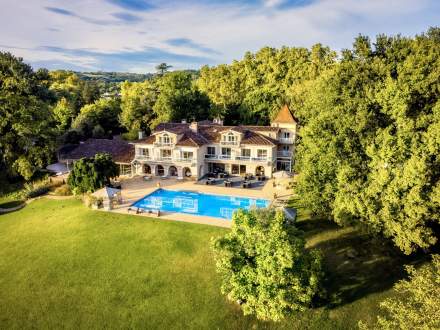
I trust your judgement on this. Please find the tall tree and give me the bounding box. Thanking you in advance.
[155,63,172,76]
[52,97,75,131]
[152,71,210,127]
[0,52,56,180]
[72,98,121,138]
[119,80,156,134]
[294,29,440,254]
[212,209,323,321]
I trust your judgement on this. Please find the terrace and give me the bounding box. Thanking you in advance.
[109,174,293,228]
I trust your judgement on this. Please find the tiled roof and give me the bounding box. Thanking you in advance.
[132,121,281,147]
[176,131,210,147]
[154,123,188,134]
[272,105,297,124]
[59,137,134,164]
[240,126,280,132]
[135,135,156,145]
[241,131,278,146]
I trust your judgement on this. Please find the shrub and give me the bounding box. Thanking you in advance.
[52,184,72,196]
[212,209,323,321]
[82,194,102,208]
[22,178,51,198]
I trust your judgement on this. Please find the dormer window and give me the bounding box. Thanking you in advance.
[160,133,171,145]
[222,132,236,144]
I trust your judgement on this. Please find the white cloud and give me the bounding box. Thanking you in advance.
[0,0,438,72]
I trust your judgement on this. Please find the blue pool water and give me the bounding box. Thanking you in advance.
[132,189,270,220]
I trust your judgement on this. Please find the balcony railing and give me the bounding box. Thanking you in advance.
[252,157,268,161]
[279,137,295,144]
[134,155,194,163]
[153,141,175,147]
[277,151,293,158]
[135,155,152,160]
[174,158,194,163]
[204,154,271,163]
[220,140,238,146]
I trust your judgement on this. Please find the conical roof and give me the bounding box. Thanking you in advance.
[272,105,297,124]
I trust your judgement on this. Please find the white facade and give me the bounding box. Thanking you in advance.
[132,107,297,179]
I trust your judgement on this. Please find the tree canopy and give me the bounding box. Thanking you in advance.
[212,209,323,321]
[152,71,210,127]
[67,153,119,194]
[294,28,440,254]
[119,80,156,134]
[361,255,440,329]
[0,52,56,180]
[71,98,121,138]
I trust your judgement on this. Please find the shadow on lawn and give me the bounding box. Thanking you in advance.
[296,216,428,308]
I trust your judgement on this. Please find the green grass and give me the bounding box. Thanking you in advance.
[0,198,423,329]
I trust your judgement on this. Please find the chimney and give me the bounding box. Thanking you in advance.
[189,122,198,133]
[181,119,187,124]
[138,130,145,140]
[213,117,223,126]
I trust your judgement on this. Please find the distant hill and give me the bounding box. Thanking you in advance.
[75,70,200,83]
[75,71,154,83]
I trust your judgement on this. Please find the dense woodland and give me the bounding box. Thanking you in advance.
[1,28,439,256]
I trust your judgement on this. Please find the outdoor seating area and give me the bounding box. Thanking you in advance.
[199,173,267,189]
[127,206,161,216]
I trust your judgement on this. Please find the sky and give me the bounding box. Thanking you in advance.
[0,0,439,73]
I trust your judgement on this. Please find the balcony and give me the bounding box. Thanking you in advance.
[174,158,194,163]
[204,154,271,163]
[220,140,239,146]
[153,141,175,147]
[279,137,295,144]
[134,155,193,163]
[252,157,268,162]
[135,154,151,160]
[277,151,293,158]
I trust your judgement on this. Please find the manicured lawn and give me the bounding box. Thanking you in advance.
[0,198,421,329]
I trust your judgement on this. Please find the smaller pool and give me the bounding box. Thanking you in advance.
[132,189,270,220]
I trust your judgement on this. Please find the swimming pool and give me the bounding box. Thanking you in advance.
[132,189,270,220]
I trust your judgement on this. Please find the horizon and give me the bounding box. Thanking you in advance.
[1,0,439,73]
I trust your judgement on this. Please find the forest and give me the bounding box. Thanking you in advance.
[1,27,439,259]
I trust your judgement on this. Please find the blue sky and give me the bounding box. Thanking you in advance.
[1,0,439,73]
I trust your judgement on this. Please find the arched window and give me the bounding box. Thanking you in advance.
[224,132,236,143]
[162,133,170,145]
